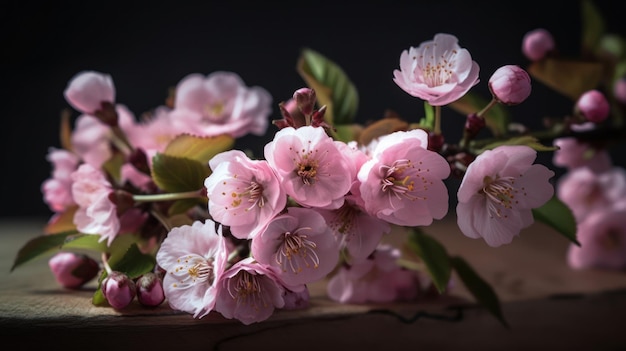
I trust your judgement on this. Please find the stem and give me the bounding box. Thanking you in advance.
[101,253,113,275]
[477,97,498,118]
[133,190,204,203]
[434,105,442,135]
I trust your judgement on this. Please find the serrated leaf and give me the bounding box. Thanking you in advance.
[532,196,579,246]
[448,92,510,137]
[581,0,606,55]
[63,233,108,252]
[164,133,234,165]
[44,206,78,234]
[297,48,359,125]
[332,124,363,143]
[11,231,78,271]
[476,135,557,153]
[451,256,509,328]
[406,228,451,293]
[528,58,603,100]
[109,243,156,279]
[358,117,409,146]
[151,153,208,193]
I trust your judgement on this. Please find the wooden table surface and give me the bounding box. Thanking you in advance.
[1,216,625,350]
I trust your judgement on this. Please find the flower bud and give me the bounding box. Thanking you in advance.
[64,71,116,115]
[136,272,165,307]
[522,28,555,61]
[293,88,317,117]
[576,89,610,123]
[48,252,99,289]
[101,271,136,309]
[614,77,626,105]
[489,65,531,105]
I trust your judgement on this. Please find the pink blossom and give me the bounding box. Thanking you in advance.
[522,28,555,61]
[316,195,391,263]
[264,126,353,209]
[327,245,420,304]
[71,115,113,168]
[48,252,99,289]
[567,206,626,271]
[71,164,120,245]
[136,272,165,307]
[214,257,285,325]
[393,33,480,106]
[170,72,272,138]
[64,71,115,115]
[557,166,626,223]
[120,163,153,191]
[576,89,610,123]
[488,65,531,105]
[41,148,80,212]
[251,207,340,286]
[614,77,626,104]
[205,150,286,240]
[155,220,228,318]
[101,271,136,309]
[553,137,612,173]
[357,129,450,226]
[122,106,184,164]
[456,145,555,247]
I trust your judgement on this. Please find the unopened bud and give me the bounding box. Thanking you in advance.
[522,28,555,62]
[94,101,119,127]
[136,272,165,307]
[293,88,317,117]
[488,65,531,105]
[48,252,99,289]
[427,132,444,152]
[101,271,136,309]
[576,89,610,123]
[464,113,486,137]
[63,71,116,115]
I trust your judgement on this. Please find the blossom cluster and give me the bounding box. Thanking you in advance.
[21,19,626,326]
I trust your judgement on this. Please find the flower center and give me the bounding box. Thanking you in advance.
[379,159,426,201]
[297,161,318,185]
[416,47,457,87]
[481,175,522,218]
[227,271,266,310]
[275,227,320,274]
[226,179,266,211]
[170,255,214,289]
[203,101,227,123]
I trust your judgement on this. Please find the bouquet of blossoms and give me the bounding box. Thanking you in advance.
[12,0,626,326]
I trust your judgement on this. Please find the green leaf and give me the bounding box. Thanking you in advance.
[528,58,603,100]
[168,198,206,216]
[475,135,558,153]
[151,153,208,193]
[109,243,155,279]
[164,133,234,165]
[332,123,363,143]
[448,92,510,137]
[581,0,606,54]
[297,48,359,125]
[102,151,126,184]
[532,196,579,246]
[62,234,108,252]
[10,231,78,271]
[406,228,451,293]
[451,256,509,328]
[92,286,107,306]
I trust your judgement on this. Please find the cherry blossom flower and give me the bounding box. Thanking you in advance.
[327,245,420,304]
[456,145,555,247]
[393,33,480,106]
[170,72,272,138]
[316,193,391,263]
[41,148,80,212]
[71,164,120,245]
[567,205,626,270]
[553,137,612,173]
[264,126,353,209]
[64,71,115,115]
[557,166,626,223]
[251,207,340,287]
[357,129,450,226]
[205,149,286,240]
[71,115,113,168]
[214,257,285,325]
[156,220,228,319]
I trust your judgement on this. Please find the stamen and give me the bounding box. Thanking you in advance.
[379,159,425,201]
[170,255,214,289]
[275,227,320,274]
[227,271,267,310]
[481,175,519,218]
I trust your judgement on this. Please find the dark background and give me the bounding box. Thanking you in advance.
[2,0,625,219]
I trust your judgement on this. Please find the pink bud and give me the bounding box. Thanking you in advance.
[293,88,317,117]
[101,271,136,309]
[136,273,165,307]
[522,28,555,61]
[48,252,99,289]
[576,89,610,123]
[64,71,116,115]
[488,65,532,105]
[614,77,626,105]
